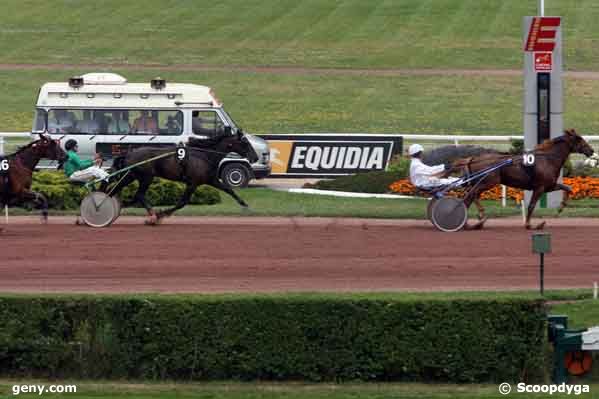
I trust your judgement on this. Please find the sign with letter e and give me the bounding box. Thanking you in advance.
[258,134,403,177]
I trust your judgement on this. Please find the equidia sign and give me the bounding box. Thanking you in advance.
[258,134,403,177]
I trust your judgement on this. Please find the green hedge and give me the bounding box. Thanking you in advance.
[306,170,407,194]
[30,171,221,210]
[0,295,546,382]
[305,157,409,194]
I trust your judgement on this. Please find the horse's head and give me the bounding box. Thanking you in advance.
[216,132,259,163]
[34,134,67,162]
[564,128,594,157]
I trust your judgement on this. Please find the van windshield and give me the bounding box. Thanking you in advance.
[46,109,183,135]
[220,110,240,132]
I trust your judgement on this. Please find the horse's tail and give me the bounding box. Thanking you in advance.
[422,145,501,166]
[112,155,126,171]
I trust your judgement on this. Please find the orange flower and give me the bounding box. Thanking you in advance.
[390,176,599,200]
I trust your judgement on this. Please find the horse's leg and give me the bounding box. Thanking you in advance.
[210,178,248,208]
[552,183,572,215]
[462,190,487,230]
[109,172,137,206]
[131,176,158,224]
[20,190,48,223]
[156,182,198,219]
[473,197,485,220]
[526,188,545,230]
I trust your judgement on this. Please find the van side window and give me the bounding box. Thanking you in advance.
[46,109,183,135]
[192,110,226,138]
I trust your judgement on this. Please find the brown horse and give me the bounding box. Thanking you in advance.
[0,135,66,223]
[453,129,594,229]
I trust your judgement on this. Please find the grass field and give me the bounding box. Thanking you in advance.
[2,1,599,134]
[4,69,599,135]
[2,0,599,70]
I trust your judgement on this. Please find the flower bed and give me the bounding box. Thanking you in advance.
[389,176,599,201]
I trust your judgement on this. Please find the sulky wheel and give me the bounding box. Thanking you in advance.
[80,191,117,228]
[431,197,467,232]
[110,195,122,223]
[426,198,437,224]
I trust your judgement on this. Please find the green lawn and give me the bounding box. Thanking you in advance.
[4,69,599,135]
[1,0,599,71]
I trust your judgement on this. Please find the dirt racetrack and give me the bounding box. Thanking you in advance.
[0,216,597,293]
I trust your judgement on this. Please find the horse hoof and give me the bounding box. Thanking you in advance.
[535,221,546,230]
[465,217,487,231]
[145,214,158,225]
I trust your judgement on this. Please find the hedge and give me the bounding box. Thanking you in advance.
[0,295,546,382]
[29,171,221,210]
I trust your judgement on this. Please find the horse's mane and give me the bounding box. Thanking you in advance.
[10,139,40,156]
[535,135,568,151]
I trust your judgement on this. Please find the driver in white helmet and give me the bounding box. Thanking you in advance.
[408,144,459,189]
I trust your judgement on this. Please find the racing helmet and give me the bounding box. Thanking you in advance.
[65,139,78,151]
[408,143,424,156]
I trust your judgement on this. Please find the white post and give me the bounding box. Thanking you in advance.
[594,282,598,300]
[501,185,507,207]
[521,199,527,223]
[539,0,545,16]
[453,138,459,146]
[0,136,4,155]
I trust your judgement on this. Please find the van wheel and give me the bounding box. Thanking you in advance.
[220,163,251,188]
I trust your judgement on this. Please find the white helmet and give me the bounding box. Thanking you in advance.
[408,144,424,156]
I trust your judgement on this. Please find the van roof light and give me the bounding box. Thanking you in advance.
[68,76,84,88]
[151,77,166,90]
[80,73,127,85]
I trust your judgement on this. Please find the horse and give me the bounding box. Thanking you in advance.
[452,128,594,230]
[110,131,259,223]
[0,134,67,223]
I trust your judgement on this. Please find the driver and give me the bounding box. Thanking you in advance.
[63,139,109,183]
[408,144,459,189]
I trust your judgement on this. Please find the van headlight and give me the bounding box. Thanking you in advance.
[262,152,270,164]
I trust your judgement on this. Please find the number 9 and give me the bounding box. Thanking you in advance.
[177,148,186,161]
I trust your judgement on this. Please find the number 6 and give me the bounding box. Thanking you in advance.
[523,153,535,166]
[0,159,8,171]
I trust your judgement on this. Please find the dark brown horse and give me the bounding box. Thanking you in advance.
[0,134,67,223]
[110,131,259,224]
[453,129,594,229]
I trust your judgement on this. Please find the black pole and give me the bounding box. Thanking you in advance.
[540,253,545,296]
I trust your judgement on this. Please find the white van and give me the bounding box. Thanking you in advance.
[31,73,271,187]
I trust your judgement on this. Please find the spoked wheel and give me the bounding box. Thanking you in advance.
[426,198,437,224]
[111,196,122,223]
[80,191,117,228]
[431,197,467,232]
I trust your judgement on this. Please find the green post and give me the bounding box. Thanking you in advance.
[540,192,547,208]
[532,233,551,296]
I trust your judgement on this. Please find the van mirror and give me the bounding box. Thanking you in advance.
[224,126,232,136]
